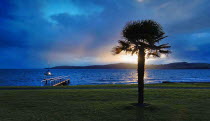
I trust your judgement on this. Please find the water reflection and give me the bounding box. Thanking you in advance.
[0,69,210,86]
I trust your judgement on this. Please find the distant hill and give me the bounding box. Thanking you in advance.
[49,63,136,69]
[147,62,210,69]
[49,62,210,69]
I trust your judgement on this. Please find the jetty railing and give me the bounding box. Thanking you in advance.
[41,75,70,86]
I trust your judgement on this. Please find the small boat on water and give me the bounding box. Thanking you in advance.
[44,70,53,76]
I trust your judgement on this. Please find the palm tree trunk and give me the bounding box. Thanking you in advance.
[137,48,145,104]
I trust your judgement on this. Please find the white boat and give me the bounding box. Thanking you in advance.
[44,70,53,76]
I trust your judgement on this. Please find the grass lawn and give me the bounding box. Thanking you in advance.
[0,83,210,89]
[0,88,210,121]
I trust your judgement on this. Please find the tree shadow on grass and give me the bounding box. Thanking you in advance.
[131,103,160,121]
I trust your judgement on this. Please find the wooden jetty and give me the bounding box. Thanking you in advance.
[53,79,70,86]
[41,76,70,86]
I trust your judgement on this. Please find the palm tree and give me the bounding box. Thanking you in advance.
[113,20,171,105]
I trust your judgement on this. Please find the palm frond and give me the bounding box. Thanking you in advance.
[118,40,131,50]
[147,52,160,58]
[148,43,171,50]
[112,40,133,55]
[131,46,138,55]
[113,20,171,58]
[159,49,171,54]
[158,44,171,49]
[112,46,123,55]
[155,35,168,43]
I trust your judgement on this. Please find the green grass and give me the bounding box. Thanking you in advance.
[145,83,210,87]
[0,89,210,121]
[0,83,210,89]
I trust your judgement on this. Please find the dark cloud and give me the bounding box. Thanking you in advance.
[0,29,28,48]
[167,1,210,33]
[0,0,210,68]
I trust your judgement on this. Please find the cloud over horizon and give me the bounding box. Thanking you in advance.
[0,0,210,68]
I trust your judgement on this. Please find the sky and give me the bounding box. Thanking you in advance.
[0,0,210,68]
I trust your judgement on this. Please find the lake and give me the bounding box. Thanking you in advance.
[0,69,210,86]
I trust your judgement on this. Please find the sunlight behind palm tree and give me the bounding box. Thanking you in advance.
[120,54,138,63]
[120,52,167,64]
[112,20,171,105]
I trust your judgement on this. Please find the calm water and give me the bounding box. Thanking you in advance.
[0,69,210,86]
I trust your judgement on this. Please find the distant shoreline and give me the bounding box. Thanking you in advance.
[48,62,210,69]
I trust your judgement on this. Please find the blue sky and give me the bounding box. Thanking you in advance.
[0,0,210,68]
